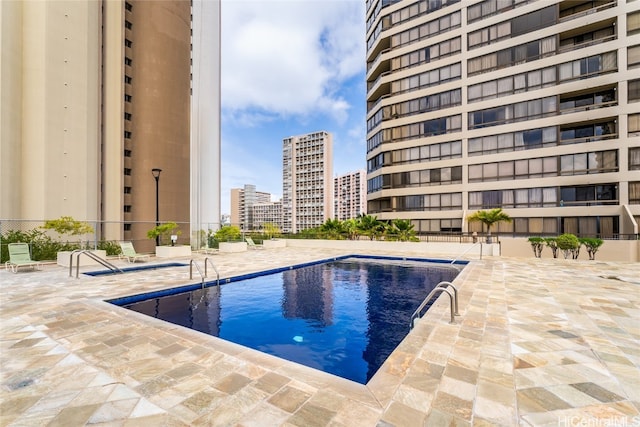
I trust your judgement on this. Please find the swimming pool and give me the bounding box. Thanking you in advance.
[109,256,463,384]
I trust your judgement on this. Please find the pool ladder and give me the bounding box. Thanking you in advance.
[190,257,220,288]
[69,249,123,278]
[410,281,459,328]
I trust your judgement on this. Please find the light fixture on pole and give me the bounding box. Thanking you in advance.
[151,168,162,246]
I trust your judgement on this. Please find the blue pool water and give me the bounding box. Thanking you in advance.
[112,256,461,384]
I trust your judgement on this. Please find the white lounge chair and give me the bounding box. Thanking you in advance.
[245,237,264,250]
[5,243,41,273]
[118,241,150,263]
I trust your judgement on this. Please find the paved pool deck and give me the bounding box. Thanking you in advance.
[1,247,638,426]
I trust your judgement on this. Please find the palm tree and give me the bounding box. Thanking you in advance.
[389,219,418,242]
[320,218,344,240]
[466,208,512,243]
[342,218,359,240]
[357,214,385,240]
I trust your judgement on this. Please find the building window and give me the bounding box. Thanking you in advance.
[124,168,132,175]
[630,182,640,204]
[468,6,556,50]
[469,127,558,155]
[125,2,132,11]
[124,131,132,139]
[125,39,132,48]
[629,45,640,69]
[628,79,640,102]
[124,94,132,102]
[467,0,532,24]
[124,57,132,66]
[124,75,132,84]
[124,223,132,231]
[124,205,131,213]
[124,149,132,157]
[628,11,640,36]
[124,112,132,121]
[125,20,132,30]
[559,184,618,207]
[629,114,640,136]
[468,36,556,75]
[389,11,461,50]
[124,186,131,194]
[388,37,461,73]
[468,150,617,182]
[469,96,557,129]
[368,88,462,131]
[389,63,461,96]
[630,148,640,171]
[559,87,617,112]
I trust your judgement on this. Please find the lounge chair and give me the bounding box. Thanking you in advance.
[245,237,264,250]
[5,243,41,273]
[118,241,150,263]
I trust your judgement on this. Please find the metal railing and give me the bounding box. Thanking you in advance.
[190,257,220,289]
[410,281,460,328]
[70,249,122,278]
[450,242,483,265]
[204,257,220,287]
[190,259,206,288]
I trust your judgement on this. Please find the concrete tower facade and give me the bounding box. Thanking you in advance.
[366,0,639,237]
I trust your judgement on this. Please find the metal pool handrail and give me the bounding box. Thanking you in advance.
[436,281,459,315]
[204,257,220,287]
[70,249,123,278]
[410,282,459,328]
[450,242,482,265]
[189,259,205,288]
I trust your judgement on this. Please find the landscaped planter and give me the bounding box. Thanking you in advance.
[155,245,192,258]
[219,242,247,253]
[262,239,286,249]
[57,250,107,267]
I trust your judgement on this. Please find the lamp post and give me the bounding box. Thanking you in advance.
[151,168,162,246]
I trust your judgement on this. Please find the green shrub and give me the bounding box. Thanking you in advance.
[580,237,603,260]
[556,233,580,259]
[527,237,545,258]
[544,237,559,258]
[147,222,181,246]
[97,240,122,256]
[214,225,242,242]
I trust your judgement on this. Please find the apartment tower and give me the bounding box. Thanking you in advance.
[365,0,639,237]
[282,132,334,233]
[1,1,220,251]
[334,170,367,220]
[229,184,272,230]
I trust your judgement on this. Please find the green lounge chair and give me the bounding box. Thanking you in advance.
[5,243,41,273]
[245,237,264,250]
[118,241,150,263]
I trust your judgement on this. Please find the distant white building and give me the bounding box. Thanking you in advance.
[282,131,334,233]
[334,170,367,221]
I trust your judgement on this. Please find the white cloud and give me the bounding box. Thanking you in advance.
[221,0,365,122]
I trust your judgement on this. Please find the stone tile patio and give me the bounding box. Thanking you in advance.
[1,246,638,426]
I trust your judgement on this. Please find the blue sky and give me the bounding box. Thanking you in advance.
[220,0,367,214]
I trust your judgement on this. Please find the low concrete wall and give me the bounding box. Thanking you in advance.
[155,245,192,258]
[499,236,639,262]
[282,239,498,258]
[219,242,248,253]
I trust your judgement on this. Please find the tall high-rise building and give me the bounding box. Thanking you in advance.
[334,170,367,220]
[0,0,221,251]
[282,131,334,233]
[230,184,272,230]
[366,0,639,237]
